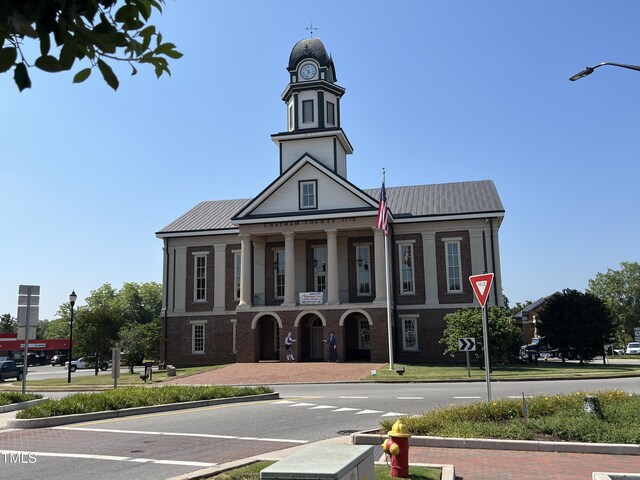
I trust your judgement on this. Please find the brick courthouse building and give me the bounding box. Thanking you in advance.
[156,37,506,366]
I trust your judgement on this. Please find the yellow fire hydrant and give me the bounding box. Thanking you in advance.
[381,418,412,478]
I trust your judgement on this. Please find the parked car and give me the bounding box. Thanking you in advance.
[626,342,640,355]
[50,354,69,366]
[0,360,24,382]
[64,356,111,372]
[520,337,557,360]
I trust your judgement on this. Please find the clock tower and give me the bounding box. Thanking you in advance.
[271,37,353,178]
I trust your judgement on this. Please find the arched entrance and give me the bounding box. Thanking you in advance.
[297,313,325,361]
[342,311,372,361]
[257,315,280,361]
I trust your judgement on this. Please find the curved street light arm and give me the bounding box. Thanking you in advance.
[570,62,640,81]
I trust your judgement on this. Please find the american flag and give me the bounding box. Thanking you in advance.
[376,181,388,235]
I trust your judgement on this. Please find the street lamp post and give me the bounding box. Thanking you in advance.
[67,290,77,384]
[570,62,640,81]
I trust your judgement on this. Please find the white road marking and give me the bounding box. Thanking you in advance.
[331,407,359,412]
[355,409,383,415]
[288,402,317,407]
[55,427,307,444]
[0,449,216,467]
[453,396,482,399]
[272,400,296,404]
[381,412,406,417]
[309,405,337,409]
[339,396,368,399]
[396,397,423,400]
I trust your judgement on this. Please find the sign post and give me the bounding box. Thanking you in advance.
[469,273,494,402]
[458,337,476,378]
[18,285,40,395]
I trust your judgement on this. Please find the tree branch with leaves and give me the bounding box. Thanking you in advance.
[0,0,182,91]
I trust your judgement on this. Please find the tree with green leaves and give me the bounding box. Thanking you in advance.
[119,319,160,372]
[588,262,640,345]
[73,304,121,375]
[0,0,181,91]
[440,307,522,366]
[538,289,615,364]
[36,317,69,339]
[0,313,17,334]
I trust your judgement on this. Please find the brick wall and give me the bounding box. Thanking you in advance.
[435,230,473,304]
[393,233,426,305]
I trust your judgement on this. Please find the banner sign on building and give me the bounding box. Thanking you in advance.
[299,292,324,305]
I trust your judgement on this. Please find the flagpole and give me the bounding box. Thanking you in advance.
[385,230,394,370]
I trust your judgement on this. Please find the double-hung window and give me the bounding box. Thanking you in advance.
[401,315,418,351]
[274,250,285,298]
[398,243,415,294]
[191,321,205,354]
[313,246,327,293]
[444,240,462,293]
[299,180,317,210]
[356,245,371,295]
[194,254,207,302]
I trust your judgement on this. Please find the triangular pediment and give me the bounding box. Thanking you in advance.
[232,155,379,224]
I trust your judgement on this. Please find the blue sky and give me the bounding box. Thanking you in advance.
[2,1,639,321]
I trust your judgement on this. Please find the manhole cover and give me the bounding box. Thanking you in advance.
[337,430,359,435]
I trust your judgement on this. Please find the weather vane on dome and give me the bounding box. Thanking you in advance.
[306,21,318,38]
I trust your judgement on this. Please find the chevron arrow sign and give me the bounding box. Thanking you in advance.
[458,337,476,352]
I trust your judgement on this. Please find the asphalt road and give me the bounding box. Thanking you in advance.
[2,376,640,480]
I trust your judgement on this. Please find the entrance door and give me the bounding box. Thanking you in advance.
[310,318,324,360]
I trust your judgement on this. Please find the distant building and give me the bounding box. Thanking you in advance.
[156,37,506,366]
[0,333,71,362]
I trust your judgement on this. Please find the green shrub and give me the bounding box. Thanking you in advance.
[0,392,42,406]
[16,385,273,419]
[381,390,640,444]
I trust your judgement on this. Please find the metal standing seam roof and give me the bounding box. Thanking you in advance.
[156,180,504,235]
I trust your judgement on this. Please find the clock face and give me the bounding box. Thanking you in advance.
[300,63,317,80]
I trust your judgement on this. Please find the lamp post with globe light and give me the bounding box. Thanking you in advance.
[67,291,77,384]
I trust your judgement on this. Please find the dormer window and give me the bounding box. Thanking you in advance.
[299,180,317,210]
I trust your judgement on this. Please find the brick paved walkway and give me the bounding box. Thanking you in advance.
[167,362,385,386]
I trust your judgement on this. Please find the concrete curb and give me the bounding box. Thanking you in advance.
[7,392,279,429]
[352,431,640,456]
[0,397,49,413]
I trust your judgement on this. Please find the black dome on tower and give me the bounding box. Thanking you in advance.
[287,37,336,82]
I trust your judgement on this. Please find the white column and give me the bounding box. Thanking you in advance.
[326,229,339,304]
[162,242,170,312]
[373,228,386,304]
[283,232,296,306]
[174,246,187,312]
[213,244,226,310]
[238,234,252,307]
[422,232,438,306]
[490,224,504,307]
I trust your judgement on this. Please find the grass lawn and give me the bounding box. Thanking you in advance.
[203,461,440,480]
[370,361,640,381]
[1,364,225,391]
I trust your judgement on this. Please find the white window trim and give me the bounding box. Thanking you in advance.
[444,240,462,293]
[190,320,206,355]
[233,250,241,301]
[193,254,207,302]
[299,180,317,210]
[355,244,372,296]
[274,249,285,299]
[230,319,237,354]
[397,241,416,295]
[313,246,327,293]
[400,315,419,351]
